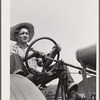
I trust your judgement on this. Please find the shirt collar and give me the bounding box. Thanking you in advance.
[15,43,28,49]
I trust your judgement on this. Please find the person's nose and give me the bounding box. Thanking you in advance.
[23,33,27,36]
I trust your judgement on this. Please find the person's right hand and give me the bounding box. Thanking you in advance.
[36,58,43,67]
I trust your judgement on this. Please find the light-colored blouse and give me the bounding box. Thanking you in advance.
[10,43,42,72]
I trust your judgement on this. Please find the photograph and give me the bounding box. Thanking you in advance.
[2,0,98,100]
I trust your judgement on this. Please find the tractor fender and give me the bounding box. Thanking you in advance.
[10,74,46,100]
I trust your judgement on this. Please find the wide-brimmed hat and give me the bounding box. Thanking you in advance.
[10,22,34,42]
[67,82,78,97]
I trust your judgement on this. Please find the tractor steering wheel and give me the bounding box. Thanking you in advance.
[25,37,60,74]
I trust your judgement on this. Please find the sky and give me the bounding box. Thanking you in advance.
[10,0,98,85]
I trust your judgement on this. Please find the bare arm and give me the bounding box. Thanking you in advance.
[44,45,61,68]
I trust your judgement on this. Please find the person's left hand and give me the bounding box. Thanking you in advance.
[52,45,62,52]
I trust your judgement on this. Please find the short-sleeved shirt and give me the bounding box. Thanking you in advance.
[10,43,42,72]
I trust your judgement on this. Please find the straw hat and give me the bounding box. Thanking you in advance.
[67,82,78,97]
[10,22,34,42]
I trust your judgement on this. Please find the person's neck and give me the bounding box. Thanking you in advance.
[17,42,28,49]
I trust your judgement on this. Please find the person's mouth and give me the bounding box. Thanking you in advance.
[23,37,28,41]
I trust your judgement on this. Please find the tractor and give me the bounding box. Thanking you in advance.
[10,37,96,100]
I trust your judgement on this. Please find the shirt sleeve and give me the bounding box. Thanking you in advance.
[10,44,17,55]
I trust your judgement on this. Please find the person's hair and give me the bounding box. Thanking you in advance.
[14,26,29,35]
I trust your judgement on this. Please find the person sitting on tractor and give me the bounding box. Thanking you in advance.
[10,22,78,97]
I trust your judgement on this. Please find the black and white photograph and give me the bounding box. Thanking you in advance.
[2,0,98,100]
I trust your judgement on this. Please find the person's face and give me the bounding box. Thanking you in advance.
[16,28,29,44]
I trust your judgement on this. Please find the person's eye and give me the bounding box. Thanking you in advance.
[26,32,29,35]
